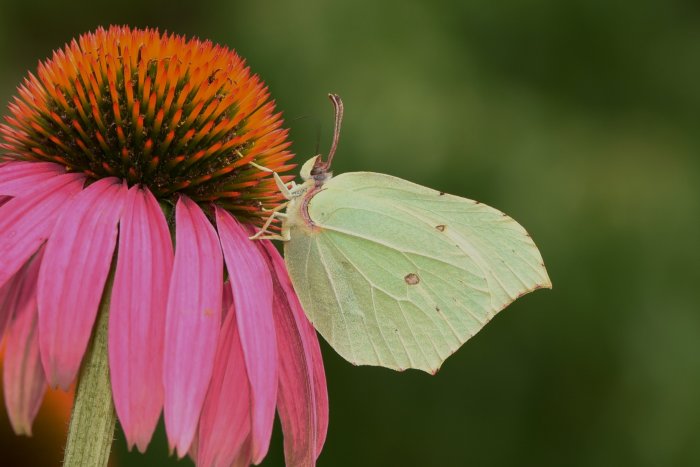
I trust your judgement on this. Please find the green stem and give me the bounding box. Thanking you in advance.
[63,266,117,467]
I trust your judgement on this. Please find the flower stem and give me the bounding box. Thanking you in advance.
[63,266,117,467]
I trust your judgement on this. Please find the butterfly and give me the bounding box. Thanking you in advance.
[250,94,551,373]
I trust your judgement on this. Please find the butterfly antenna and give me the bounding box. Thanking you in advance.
[314,121,322,155]
[323,93,344,171]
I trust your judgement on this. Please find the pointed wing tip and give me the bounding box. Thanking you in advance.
[539,263,553,290]
[534,275,553,291]
[513,280,552,303]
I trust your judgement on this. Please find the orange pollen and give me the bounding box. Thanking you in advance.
[0,26,295,223]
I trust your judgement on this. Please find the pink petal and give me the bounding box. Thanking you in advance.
[188,434,199,464]
[197,309,252,467]
[215,207,277,463]
[0,269,25,340]
[3,249,46,435]
[109,186,173,452]
[263,242,328,455]
[0,172,85,290]
[232,438,253,467]
[222,281,232,321]
[0,247,41,341]
[163,195,223,457]
[259,241,329,466]
[37,178,126,390]
[0,161,65,196]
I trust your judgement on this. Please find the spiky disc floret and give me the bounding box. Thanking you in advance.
[0,26,295,222]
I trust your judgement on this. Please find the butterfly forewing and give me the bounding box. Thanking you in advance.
[284,172,551,373]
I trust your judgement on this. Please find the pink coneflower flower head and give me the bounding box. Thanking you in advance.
[0,26,327,466]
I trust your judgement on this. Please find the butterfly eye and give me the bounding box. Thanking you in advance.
[310,159,325,175]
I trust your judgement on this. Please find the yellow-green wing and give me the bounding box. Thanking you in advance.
[284,172,551,373]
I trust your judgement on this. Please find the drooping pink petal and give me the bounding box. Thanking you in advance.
[0,172,85,290]
[37,178,126,390]
[222,281,232,321]
[163,195,223,457]
[188,434,199,465]
[215,207,277,463]
[109,186,173,452]
[0,268,25,341]
[306,320,329,457]
[259,241,329,466]
[263,242,328,456]
[3,249,46,436]
[0,161,65,196]
[197,309,252,467]
[232,438,253,467]
[269,287,317,466]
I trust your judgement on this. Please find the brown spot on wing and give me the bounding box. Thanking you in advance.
[435,224,446,232]
[404,273,420,285]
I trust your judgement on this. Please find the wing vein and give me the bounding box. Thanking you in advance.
[325,230,466,362]
[315,237,358,364]
[322,234,408,367]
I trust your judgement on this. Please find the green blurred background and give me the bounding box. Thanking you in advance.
[1,0,699,465]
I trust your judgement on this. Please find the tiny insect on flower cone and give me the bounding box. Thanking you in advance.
[0,26,327,466]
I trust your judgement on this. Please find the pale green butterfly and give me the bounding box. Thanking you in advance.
[251,94,551,373]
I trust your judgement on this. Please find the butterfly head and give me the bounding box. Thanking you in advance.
[298,155,332,185]
[300,155,322,181]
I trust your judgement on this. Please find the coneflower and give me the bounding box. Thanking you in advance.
[0,25,327,466]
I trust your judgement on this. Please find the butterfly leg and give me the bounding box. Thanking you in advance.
[249,209,289,240]
[249,211,281,240]
[250,231,291,241]
[249,161,298,200]
[253,202,288,236]
[260,201,288,213]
